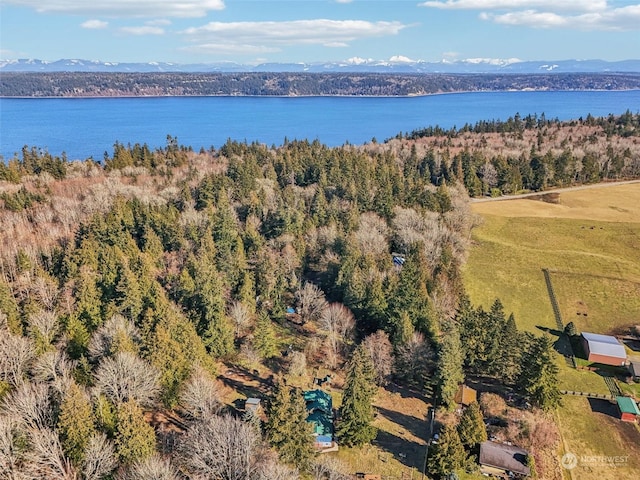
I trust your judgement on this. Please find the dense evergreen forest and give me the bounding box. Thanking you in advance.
[2,71,640,97]
[0,112,639,479]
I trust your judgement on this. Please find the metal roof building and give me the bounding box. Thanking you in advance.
[303,389,334,442]
[616,396,640,423]
[479,441,531,477]
[581,332,627,366]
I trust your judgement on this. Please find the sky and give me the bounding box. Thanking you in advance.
[1,1,639,64]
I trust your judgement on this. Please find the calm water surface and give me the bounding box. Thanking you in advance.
[1,90,639,160]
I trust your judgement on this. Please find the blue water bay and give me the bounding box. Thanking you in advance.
[1,90,639,161]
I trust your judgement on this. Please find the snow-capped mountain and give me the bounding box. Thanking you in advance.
[1,58,639,74]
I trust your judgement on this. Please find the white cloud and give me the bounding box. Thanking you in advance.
[120,26,165,35]
[419,0,607,11]
[421,0,640,30]
[182,19,408,54]
[481,4,640,30]
[4,0,225,18]
[145,19,172,26]
[81,19,108,29]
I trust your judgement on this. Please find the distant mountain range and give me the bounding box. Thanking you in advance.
[2,58,640,74]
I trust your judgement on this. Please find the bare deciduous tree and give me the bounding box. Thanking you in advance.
[118,454,182,480]
[24,427,76,480]
[295,282,327,325]
[228,302,253,338]
[319,303,355,368]
[287,351,307,378]
[32,275,59,312]
[81,433,117,480]
[311,456,351,480]
[355,212,389,258]
[1,382,53,431]
[362,330,393,386]
[394,332,435,388]
[27,310,60,349]
[88,315,140,362]
[256,459,299,480]
[94,352,159,407]
[391,206,431,253]
[0,332,36,387]
[0,415,32,479]
[177,414,264,480]
[179,366,221,420]
[239,341,261,367]
[30,350,74,397]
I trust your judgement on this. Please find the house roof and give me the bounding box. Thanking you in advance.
[616,396,640,415]
[629,361,640,377]
[304,389,332,413]
[479,441,530,476]
[454,385,477,406]
[307,410,333,436]
[582,332,627,359]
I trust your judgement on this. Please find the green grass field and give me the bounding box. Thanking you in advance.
[464,183,640,480]
[465,184,640,334]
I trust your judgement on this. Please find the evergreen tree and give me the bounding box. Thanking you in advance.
[58,382,96,465]
[336,344,377,447]
[427,423,466,479]
[456,402,487,448]
[115,399,156,464]
[0,279,20,334]
[265,383,315,470]
[436,323,464,409]
[518,334,561,411]
[253,313,279,359]
[564,321,577,337]
[191,249,234,358]
[497,313,521,384]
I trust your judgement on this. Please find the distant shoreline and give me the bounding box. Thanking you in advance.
[3,71,640,98]
[3,88,640,100]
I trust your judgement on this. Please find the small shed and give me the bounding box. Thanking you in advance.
[581,332,627,366]
[616,396,640,423]
[245,398,262,414]
[479,441,530,477]
[454,385,477,407]
[628,361,640,381]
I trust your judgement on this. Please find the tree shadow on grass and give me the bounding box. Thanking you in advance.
[536,325,574,357]
[372,429,425,470]
[375,406,429,442]
[587,398,619,419]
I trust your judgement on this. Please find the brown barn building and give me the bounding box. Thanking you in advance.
[581,332,627,366]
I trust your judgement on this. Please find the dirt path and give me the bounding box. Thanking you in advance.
[471,179,640,203]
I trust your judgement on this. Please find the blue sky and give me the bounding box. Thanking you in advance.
[1,1,639,64]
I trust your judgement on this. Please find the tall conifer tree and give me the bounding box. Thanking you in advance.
[336,344,377,447]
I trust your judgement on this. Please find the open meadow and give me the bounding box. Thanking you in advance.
[464,182,640,480]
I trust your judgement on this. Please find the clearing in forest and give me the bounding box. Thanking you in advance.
[464,182,640,480]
